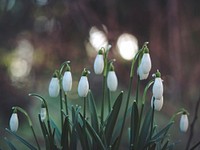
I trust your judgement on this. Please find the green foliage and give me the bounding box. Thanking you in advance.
[3,42,188,150]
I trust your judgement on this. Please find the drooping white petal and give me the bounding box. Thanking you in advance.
[40,107,47,122]
[152,77,163,99]
[94,54,104,74]
[137,65,149,80]
[49,77,60,97]
[140,53,151,74]
[107,71,118,91]
[62,71,72,92]
[78,76,89,97]
[180,114,189,132]
[9,113,19,132]
[151,96,163,111]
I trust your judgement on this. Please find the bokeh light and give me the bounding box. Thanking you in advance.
[9,39,34,82]
[89,26,108,51]
[117,33,138,60]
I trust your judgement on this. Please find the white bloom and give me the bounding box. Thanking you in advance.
[137,65,149,80]
[49,77,60,97]
[78,76,89,97]
[180,114,189,132]
[9,113,19,132]
[62,71,72,92]
[140,53,152,74]
[94,54,104,74]
[107,71,118,91]
[40,107,47,122]
[152,77,163,99]
[151,96,163,111]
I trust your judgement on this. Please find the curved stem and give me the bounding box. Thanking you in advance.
[28,93,52,136]
[12,106,41,150]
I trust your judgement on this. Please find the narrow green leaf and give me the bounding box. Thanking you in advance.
[137,108,153,150]
[162,140,169,150]
[76,123,89,150]
[105,92,123,146]
[38,114,50,149]
[88,91,99,133]
[80,114,105,150]
[50,118,61,144]
[130,100,139,149]
[6,128,37,150]
[151,122,174,141]
[70,106,81,150]
[4,137,17,150]
[61,116,71,149]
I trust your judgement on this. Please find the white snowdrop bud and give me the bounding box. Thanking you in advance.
[151,96,164,111]
[9,112,19,132]
[40,104,47,122]
[94,50,104,74]
[107,64,118,91]
[78,69,89,97]
[137,65,149,80]
[152,70,163,99]
[180,114,189,132]
[62,71,72,92]
[140,52,151,74]
[49,76,60,97]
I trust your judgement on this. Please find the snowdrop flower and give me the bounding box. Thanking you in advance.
[151,96,163,111]
[137,46,151,80]
[40,104,47,122]
[9,111,19,132]
[94,49,104,74]
[78,69,89,97]
[152,70,163,99]
[107,63,118,91]
[137,65,149,80]
[49,75,60,97]
[62,64,72,92]
[180,113,189,132]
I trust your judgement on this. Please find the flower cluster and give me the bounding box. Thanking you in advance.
[7,42,190,150]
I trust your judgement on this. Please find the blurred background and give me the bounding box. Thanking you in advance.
[0,0,200,149]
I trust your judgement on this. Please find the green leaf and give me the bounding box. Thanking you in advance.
[162,140,169,150]
[50,118,61,144]
[137,108,153,150]
[151,122,174,141]
[61,116,71,149]
[6,128,37,150]
[38,114,50,149]
[76,123,89,150]
[105,92,123,146]
[88,91,99,133]
[70,106,81,150]
[130,100,139,149]
[80,114,105,150]
[4,137,17,150]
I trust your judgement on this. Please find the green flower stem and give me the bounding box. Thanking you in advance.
[28,93,52,135]
[101,75,106,125]
[150,98,155,138]
[135,76,140,104]
[108,88,111,113]
[12,106,41,150]
[83,96,87,129]
[59,61,71,75]
[170,108,189,122]
[60,89,64,130]
[64,93,69,116]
